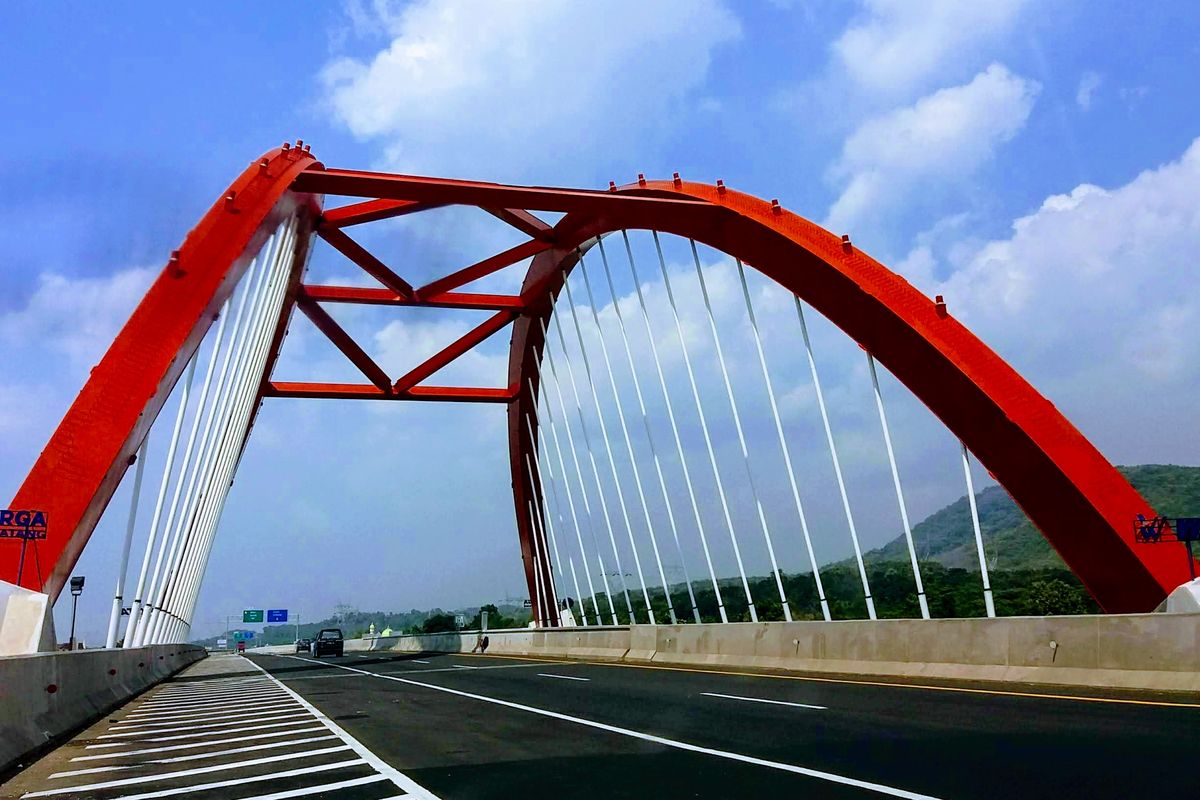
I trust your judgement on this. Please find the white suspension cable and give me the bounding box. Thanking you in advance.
[562,261,653,623]
[548,304,636,623]
[795,298,876,619]
[526,500,553,626]
[106,436,149,648]
[619,231,710,623]
[524,453,562,625]
[538,317,621,625]
[139,286,243,643]
[652,231,752,622]
[173,219,298,636]
[868,354,929,619]
[582,244,676,623]
[736,261,830,621]
[611,233,700,622]
[961,442,996,618]
[528,405,588,626]
[690,243,790,621]
[530,372,603,625]
[123,354,198,645]
[523,419,565,577]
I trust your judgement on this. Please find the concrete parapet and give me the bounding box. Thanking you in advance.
[0,644,205,776]
[258,612,1200,694]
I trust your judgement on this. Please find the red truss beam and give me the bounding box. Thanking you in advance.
[318,226,413,298]
[321,198,442,229]
[296,296,392,392]
[301,285,523,311]
[392,309,516,393]
[416,239,549,299]
[267,382,513,403]
[293,167,719,219]
[484,208,555,242]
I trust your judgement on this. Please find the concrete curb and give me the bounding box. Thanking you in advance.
[0,644,206,777]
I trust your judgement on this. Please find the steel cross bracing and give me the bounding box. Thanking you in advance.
[4,143,1192,643]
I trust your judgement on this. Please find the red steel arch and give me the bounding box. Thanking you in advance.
[4,149,1186,617]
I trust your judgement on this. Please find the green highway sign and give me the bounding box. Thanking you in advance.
[243,609,264,623]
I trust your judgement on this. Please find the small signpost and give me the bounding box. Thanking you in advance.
[454,614,466,629]
[267,609,288,623]
[243,609,264,623]
[1,508,49,585]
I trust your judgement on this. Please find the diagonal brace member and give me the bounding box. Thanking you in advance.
[296,297,392,392]
[393,310,516,393]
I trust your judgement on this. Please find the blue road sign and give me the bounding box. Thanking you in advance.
[267,609,288,623]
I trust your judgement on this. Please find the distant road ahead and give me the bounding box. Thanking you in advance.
[246,650,1195,799]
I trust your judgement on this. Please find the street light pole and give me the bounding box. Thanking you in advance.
[69,576,86,650]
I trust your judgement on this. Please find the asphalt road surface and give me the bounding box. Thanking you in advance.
[5,650,1196,799]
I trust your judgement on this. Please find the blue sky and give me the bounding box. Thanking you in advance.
[2,0,1199,641]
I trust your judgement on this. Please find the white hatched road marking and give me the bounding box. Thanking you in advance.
[281,654,941,800]
[538,673,591,682]
[70,726,328,761]
[111,702,301,727]
[133,690,287,711]
[123,696,294,721]
[86,717,314,746]
[99,711,307,738]
[22,744,353,797]
[50,735,339,778]
[236,773,390,800]
[78,759,366,800]
[700,691,827,711]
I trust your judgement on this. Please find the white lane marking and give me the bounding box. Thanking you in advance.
[75,759,366,800]
[411,659,431,664]
[376,663,547,677]
[276,672,365,683]
[282,655,941,800]
[537,673,591,682]
[111,702,300,728]
[99,712,308,738]
[236,773,389,800]
[22,745,351,797]
[243,655,440,799]
[50,735,339,777]
[700,692,827,711]
[148,681,272,699]
[123,697,293,721]
[451,664,478,670]
[87,718,315,746]
[71,727,328,761]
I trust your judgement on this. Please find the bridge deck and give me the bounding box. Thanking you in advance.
[4,651,1195,799]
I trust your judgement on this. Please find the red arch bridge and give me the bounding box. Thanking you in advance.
[3,144,1192,648]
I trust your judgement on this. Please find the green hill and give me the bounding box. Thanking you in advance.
[865,464,1200,571]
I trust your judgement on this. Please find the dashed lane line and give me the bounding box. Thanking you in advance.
[274,654,942,800]
[538,674,591,682]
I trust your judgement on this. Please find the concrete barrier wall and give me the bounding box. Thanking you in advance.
[285,613,1200,693]
[0,644,206,776]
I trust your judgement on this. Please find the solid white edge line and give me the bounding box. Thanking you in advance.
[279,654,941,800]
[70,726,328,761]
[537,673,591,682]
[22,745,351,797]
[700,692,826,711]
[243,654,440,799]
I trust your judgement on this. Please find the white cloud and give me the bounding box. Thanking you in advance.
[833,0,1028,95]
[322,0,740,179]
[929,137,1200,460]
[825,64,1039,232]
[0,267,155,367]
[1076,70,1102,110]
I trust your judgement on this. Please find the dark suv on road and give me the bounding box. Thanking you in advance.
[310,628,344,658]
